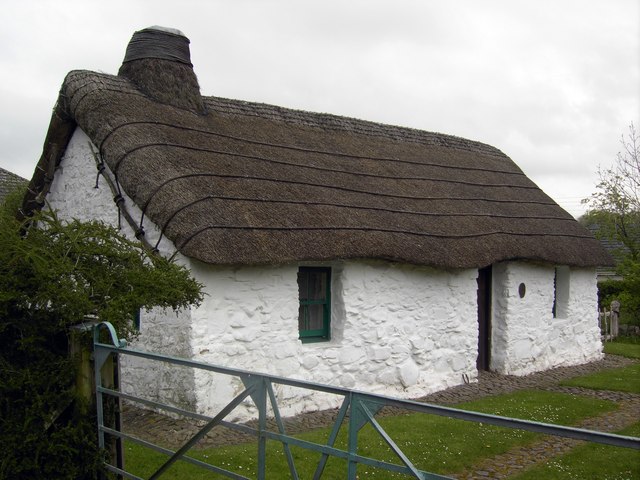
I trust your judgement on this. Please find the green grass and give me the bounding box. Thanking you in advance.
[122,390,616,479]
[561,364,640,394]
[604,339,640,359]
[512,422,640,480]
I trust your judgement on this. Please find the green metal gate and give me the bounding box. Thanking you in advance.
[93,322,639,479]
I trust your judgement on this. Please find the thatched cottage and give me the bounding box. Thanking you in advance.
[23,27,612,417]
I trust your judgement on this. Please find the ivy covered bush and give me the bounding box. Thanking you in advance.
[0,190,203,479]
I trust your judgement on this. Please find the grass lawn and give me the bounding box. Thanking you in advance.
[512,422,640,480]
[604,339,640,359]
[122,390,616,479]
[561,363,640,394]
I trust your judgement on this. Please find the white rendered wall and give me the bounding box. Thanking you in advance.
[47,129,121,227]
[190,261,480,420]
[491,262,603,375]
[46,128,197,410]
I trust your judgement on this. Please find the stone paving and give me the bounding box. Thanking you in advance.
[120,354,639,478]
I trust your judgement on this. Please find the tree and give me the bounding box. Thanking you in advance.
[0,189,203,479]
[582,123,640,327]
[582,122,640,262]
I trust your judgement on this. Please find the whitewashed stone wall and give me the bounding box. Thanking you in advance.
[340,262,479,396]
[190,261,480,419]
[47,129,121,227]
[46,128,196,409]
[491,261,603,375]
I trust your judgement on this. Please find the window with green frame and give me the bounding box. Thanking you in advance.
[297,267,331,342]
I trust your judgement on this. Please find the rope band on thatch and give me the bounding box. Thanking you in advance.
[158,194,573,229]
[110,142,538,190]
[89,144,157,253]
[99,120,523,176]
[122,28,192,66]
[136,172,557,212]
[153,193,580,251]
[177,224,596,252]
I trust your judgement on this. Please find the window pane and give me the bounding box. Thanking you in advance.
[297,270,308,300]
[307,304,325,330]
[307,270,327,301]
[298,268,328,301]
[298,304,325,332]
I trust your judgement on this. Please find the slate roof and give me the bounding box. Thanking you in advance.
[0,167,27,203]
[22,28,613,269]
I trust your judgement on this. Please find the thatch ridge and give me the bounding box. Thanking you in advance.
[203,95,509,158]
[24,68,613,268]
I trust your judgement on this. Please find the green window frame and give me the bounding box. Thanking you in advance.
[298,266,331,343]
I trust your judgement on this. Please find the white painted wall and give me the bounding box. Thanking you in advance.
[491,262,603,375]
[46,128,197,409]
[47,129,120,227]
[340,262,479,396]
[190,261,480,419]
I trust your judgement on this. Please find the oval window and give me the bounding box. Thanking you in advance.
[518,283,526,298]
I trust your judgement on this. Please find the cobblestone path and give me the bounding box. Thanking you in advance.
[120,354,639,478]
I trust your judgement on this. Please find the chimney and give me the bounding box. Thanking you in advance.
[118,26,205,114]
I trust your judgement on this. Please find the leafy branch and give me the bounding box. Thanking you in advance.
[0,188,203,478]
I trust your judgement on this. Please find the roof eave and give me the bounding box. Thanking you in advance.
[20,92,76,220]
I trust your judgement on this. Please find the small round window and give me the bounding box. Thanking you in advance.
[518,283,526,298]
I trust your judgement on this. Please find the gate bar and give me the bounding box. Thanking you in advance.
[95,339,640,450]
[148,384,257,480]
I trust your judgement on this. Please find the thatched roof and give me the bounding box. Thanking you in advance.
[0,167,27,203]
[23,28,613,269]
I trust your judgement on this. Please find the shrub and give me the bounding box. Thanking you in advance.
[598,274,640,326]
[0,189,203,479]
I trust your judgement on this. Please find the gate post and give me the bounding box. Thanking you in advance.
[69,321,97,413]
[92,322,125,477]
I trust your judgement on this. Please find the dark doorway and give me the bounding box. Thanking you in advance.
[476,266,492,370]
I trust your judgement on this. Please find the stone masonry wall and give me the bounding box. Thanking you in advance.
[491,261,603,375]
[190,261,480,420]
[46,128,197,410]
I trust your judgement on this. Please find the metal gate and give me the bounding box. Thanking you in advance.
[93,322,639,479]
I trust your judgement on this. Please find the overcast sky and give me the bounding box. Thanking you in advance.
[1,0,638,218]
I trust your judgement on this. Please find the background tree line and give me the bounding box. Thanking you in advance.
[581,122,640,326]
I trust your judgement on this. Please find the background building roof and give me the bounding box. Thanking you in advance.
[0,167,27,203]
